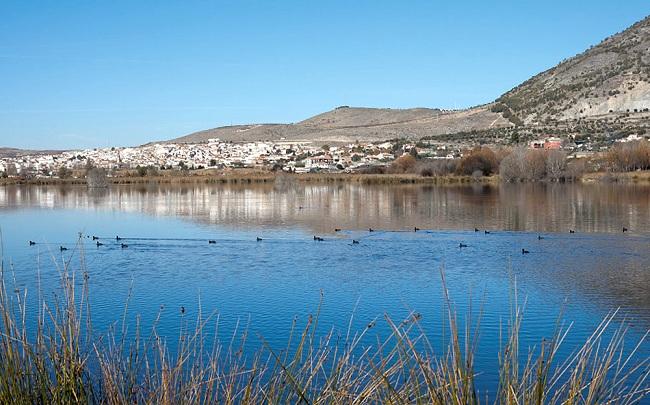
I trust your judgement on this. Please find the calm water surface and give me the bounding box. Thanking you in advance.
[0,182,649,393]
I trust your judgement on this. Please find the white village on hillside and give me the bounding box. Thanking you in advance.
[2,133,643,178]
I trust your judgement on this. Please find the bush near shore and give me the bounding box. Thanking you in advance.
[0,245,648,404]
[368,140,650,183]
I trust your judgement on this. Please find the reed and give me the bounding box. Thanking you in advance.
[0,242,648,404]
[0,171,496,187]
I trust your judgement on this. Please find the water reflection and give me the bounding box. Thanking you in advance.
[0,182,648,393]
[1,182,649,234]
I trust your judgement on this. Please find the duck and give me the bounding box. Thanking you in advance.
[121,243,128,249]
[622,227,628,233]
[334,228,341,232]
[92,236,99,240]
[29,241,36,246]
[537,235,544,240]
[314,237,324,242]
[368,228,374,232]
[569,229,575,234]
[180,306,185,314]
[414,227,420,232]
[116,236,122,241]
[484,230,491,234]
[474,228,479,232]
[522,248,530,254]
[96,241,103,247]
[208,240,216,244]
[352,240,360,244]
[459,243,468,248]
[60,246,68,251]
[256,237,263,242]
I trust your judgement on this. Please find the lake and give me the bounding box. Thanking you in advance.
[0,181,649,395]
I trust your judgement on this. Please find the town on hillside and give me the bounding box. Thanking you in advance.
[0,134,644,178]
[2,132,647,179]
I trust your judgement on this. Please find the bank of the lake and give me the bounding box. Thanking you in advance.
[3,169,650,187]
[0,171,494,186]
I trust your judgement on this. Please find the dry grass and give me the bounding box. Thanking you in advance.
[0,239,648,404]
[582,170,650,183]
[0,171,498,187]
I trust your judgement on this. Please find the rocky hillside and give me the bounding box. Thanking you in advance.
[497,16,650,124]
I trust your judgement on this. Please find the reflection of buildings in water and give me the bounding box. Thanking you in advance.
[1,183,649,318]
[0,183,649,234]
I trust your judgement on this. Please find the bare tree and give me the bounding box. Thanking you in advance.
[499,148,526,182]
[522,150,547,181]
[418,159,458,177]
[18,166,34,179]
[388,154,417,174]
[457,147,498,176]
[57,166,72,179]
[5,163,17,177]
[607,140,650,172]
[86,168,108,188]
[546,150,567,180]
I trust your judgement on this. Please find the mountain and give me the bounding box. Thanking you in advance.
[497,16,650,124]
[168,15,650,145]
[170,105,512,144]
[0,147,65,158]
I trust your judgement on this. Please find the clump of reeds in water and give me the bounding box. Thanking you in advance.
[0,240,648,404]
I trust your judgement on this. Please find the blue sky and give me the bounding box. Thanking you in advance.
[1,1,648,150]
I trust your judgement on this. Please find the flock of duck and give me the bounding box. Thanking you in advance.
[27,226,631,254]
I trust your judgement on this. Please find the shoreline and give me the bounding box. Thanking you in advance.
[1,170,649,186]
[0,172,496,186]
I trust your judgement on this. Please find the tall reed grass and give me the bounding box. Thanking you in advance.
[0,239,648,404]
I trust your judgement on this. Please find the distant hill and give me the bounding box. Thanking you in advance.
[170,105,511,144]
[169,15,650,145]
[0,147,65,158]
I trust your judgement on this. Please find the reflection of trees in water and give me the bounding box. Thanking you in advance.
[1,183,649,320]
[1,183,649,234]
[88,187,109,204]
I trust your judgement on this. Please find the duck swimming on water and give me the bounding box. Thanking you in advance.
[352,240,359,244]
[121,243,128,249]
[96,241,103,247]
[459,243,468,248]
[60,246,68,251]
[256,237,263,242]
[29,241,36,246]
[208,240,216,244]
[414,227,420,232]
[522,248,530,254]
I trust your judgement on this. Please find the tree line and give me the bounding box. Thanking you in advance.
[377,145,587,182]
